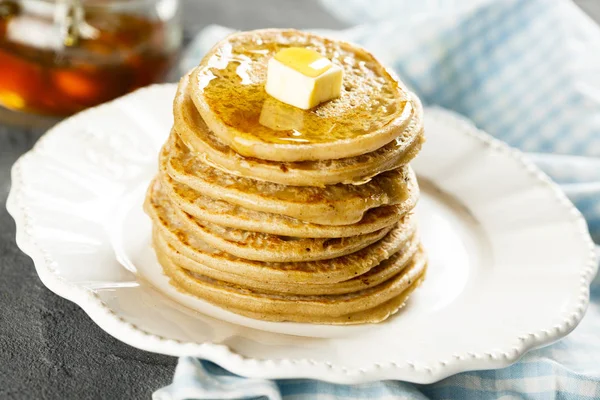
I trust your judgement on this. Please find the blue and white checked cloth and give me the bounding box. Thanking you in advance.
[156,0,600,398]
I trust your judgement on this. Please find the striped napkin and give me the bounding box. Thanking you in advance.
[155,0,600,398]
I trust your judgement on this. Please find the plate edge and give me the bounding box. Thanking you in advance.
[6,87,599,384]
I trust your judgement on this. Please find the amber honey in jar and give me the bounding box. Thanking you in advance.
[0,0,181,117]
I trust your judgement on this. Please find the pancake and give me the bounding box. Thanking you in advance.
[154,227,422,295]
[158,244,428,324]
[162,134,417,226]
[219,277,425,324]
[190,29,418,162]
[144,28,428,325]
[146,186,417,284]
[174,73,425,186]
[147,179,393,262]
[160,173,417,238]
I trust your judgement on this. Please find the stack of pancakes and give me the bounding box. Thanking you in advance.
[145,29,427,324]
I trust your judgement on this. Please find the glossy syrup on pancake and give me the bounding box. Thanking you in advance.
[174,73,425,186]
[191,29,416,161]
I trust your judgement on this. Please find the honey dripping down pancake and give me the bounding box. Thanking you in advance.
[144,28,427,324]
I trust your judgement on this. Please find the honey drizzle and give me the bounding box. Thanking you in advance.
[195,32,408,145]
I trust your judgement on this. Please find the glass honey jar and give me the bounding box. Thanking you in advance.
[0,0,182,119]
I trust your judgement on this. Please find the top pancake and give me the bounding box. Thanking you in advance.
[190,29,418,162]
[175,73,424,186]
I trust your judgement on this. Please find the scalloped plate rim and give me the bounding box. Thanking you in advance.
[6,84,598,384]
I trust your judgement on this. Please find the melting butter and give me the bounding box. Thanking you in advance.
[273,47,332,78]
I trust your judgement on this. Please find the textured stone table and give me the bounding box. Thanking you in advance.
[0,2,344,398]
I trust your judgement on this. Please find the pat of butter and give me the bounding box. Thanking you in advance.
[265,47,343,110]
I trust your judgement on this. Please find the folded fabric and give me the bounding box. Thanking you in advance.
[157,0,600,398]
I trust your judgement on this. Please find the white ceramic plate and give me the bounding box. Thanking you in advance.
[7,85,597,384]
